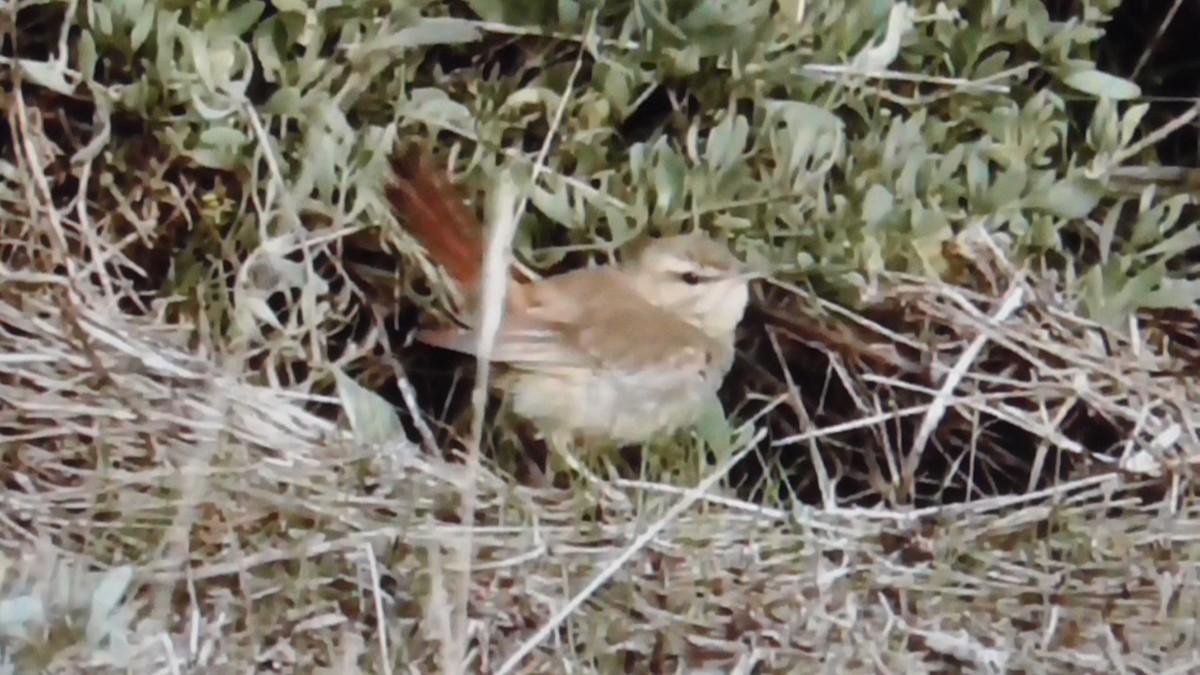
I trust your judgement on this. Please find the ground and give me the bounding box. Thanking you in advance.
[2,0,1200,672]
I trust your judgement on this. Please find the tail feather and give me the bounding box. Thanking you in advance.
[386,147,485,291]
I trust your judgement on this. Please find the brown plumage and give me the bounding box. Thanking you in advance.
[386,147,489,293]
[385,147,756,446]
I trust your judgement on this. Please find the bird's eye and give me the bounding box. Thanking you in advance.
[680,271,702,285]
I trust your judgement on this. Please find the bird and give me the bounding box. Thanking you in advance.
[385,148,757,453]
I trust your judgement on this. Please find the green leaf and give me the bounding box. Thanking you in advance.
[213,0,265,37]
[635,0,688,48]
[1131,194,1189,248]
[678,0,769,57]
[263,87,302,115]
[965,151,990,199]
[1063,68,1141,101]
[86,565,133,645]
[705,113,749,176]
[189,88,238,121]
[762,99,844,134]
[558,0,581,26]
[1119,102,1150,147]
[1028,175,1104,219]
[78,31,98,82]
[529,183,575,230]
[16,59,74,95]
[117,0,146,21]
[603,203,634,241]
[694,393,735,460]
[253,17,285,80]
[861,184,894,227]
[90,0,114,35]
[407,88,474,132]
[154,9,182,78]
[1086,97,1120,154]
[130,3,156,51]
[972,49,1012,79]
[333,368,407,446]
[1083,259,1166,326]
[384,17,483,50]
[987,166,1027,209]
[651,145,686,217]
[0,596,44,639]
[1142,278,1200,310]
[272,0,308,13]
[185,30,215,92]
[1138,225,1200,263]
[199,125,249,148]
[932,143,966,188]
[186,146,240,170]
[461,0,556,25]
[1097,197,1123,262]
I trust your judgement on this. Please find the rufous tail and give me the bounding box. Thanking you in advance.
[386,146,486,292]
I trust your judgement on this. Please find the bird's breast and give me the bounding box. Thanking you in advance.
[503,360,727,446]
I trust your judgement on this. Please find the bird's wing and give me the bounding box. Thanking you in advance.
[416,324,594,368]
[416,268,715,373]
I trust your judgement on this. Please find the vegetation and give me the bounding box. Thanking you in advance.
[2,0,1199,671]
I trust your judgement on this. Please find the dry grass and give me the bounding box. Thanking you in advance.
[5,0,1200,673]
[5,122,1200,672]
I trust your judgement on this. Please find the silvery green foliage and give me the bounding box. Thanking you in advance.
[64,0,1180,331]
[0,559,136,670]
